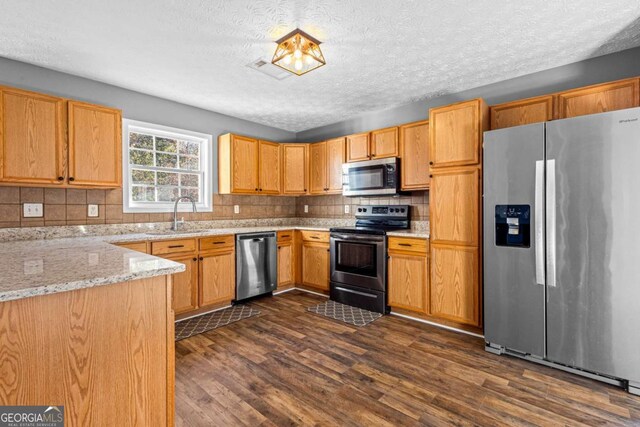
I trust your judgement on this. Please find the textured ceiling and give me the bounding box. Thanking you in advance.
[1,1,639,132]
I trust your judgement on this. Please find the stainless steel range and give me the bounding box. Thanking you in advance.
[330,205,410,313]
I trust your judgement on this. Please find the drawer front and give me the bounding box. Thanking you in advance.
[199,235,234,251]
[115,241,148,253]
[300,230,330,243]
[151,238,197,255]
[277,230,293,242]
[388,237,429,254]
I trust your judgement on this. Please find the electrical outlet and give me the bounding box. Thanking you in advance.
[304,205,309,213]
[234,205,240,214]
[23,203,43,218]
[344,205,350,214]
[87,204,99,217]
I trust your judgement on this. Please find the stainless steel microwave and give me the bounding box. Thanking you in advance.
[342,157,400,197]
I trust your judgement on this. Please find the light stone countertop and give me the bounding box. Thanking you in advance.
[0,219,428,303]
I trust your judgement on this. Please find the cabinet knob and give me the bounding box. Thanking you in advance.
[429,174,433,178]
[57,176,64,181]
[199,256,203,261]
[69,177,75,182]
[429,161,433,165]
[304,189,307,192]
[371,154,376,157]
[192,257,197,262]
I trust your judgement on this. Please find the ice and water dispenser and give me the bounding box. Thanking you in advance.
[494,205,530,248]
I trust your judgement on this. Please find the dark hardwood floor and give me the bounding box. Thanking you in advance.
[175,290,640,426]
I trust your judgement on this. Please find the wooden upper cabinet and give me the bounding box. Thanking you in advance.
[218,133,259,194]
[68,101,122,187]
[309,141,327,194]
[430,166,480,246]
[325,137,345,193]
[557,77,640,119]
[399,120,430,190]
[0,87,65,185]
[370,126,398,159]
[429,98,488,168]
[430,243,479,326]
[258,140,280,194]
[281,143,308,195]
[490,95,555,130]
[346,132,370,162]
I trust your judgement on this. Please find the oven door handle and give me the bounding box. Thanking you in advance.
[331,234,385,242]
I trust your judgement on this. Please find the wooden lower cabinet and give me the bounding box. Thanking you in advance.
[301,241,330,291]
[199,248,236,307]
[277,241,294,287]
[388,248,429,314]
[168,254,199,315]
[430,243,480,327]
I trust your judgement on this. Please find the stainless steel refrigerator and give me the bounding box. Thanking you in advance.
[483,107,640,395]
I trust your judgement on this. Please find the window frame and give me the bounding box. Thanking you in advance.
[122,119,213,213]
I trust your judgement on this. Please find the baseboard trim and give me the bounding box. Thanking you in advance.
[275,286,329,298]
[390,311,485,339]
[273,287,296,295]
[175,304,232,322]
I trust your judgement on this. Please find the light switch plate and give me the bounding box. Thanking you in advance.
[344,205,350,214]
[304,205,309,213]
[23,203,43,218]
[87,204,99,217]
[234,205,240,214]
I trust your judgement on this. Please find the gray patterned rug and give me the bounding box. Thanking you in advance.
[307,300,383,327]
[175,305,260,341]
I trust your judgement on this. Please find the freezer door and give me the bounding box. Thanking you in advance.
[483,123,545,357]
[546,108,640,383]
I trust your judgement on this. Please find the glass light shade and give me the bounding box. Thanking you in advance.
[272,29,326,76]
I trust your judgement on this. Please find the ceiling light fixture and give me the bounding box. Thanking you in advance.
[272,29,326,76]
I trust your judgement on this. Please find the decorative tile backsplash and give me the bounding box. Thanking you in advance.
[0,187,427,228]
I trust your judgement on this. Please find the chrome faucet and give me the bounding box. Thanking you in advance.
[172,196,197,231]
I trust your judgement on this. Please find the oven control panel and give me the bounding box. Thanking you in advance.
[355,205,410,218]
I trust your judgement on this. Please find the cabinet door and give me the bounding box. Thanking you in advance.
[429,166,479,246]
[282,144,308,195]
[490,95,554,130]
[371,127,398,159]
[231,135,259,193]
[277,241,294,287]
[326,137,345,193]
[346,132,370,162]
[68,101,122,187]
[388,251,428,313]
[258,140,281,194]
[199,249,236,307]
[399,120,430,190]
[309,141,327,194]
[168,254,199,315]
[302,243,329,290]
[0,87,65,185]
[430,243,479,326]
[557,78,640,119]
[429,99,486,168]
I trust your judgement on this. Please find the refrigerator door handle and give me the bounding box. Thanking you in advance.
[546,159,557,288]
[535,160,545,286]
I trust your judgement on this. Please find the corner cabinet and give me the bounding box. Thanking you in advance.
[218,133,281,195]
[277,231,294,289]
[399,120,430,190]
[281,143,309,195]
[0,85,121,188]
[309,137,345,195]
[68,101,122,187]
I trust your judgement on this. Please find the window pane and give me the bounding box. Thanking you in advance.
[157,171,179,186]
[179,155,199,171]
[156,137,177,153]
[157,186,179,202]
[129,132,153,149]
[130,149,154,166]
[181,187,200,202]
[131,169,155,185]
[178,140,200,156]
[180,173,199,187]
[156,153,178,168]
[132,186,155,201]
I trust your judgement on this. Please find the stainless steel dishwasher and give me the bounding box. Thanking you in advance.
[235,231,277,302]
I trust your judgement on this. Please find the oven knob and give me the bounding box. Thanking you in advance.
[394,208,400,213]
[400,208,405,213]
[358,208,363,212]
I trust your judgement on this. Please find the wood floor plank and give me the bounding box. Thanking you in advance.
[175,290,640,426]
